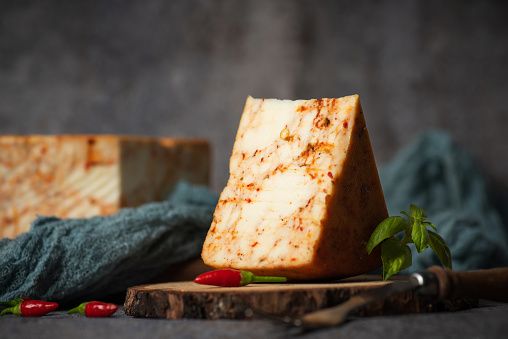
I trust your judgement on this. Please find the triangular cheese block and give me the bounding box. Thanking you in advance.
[202,95,388,280]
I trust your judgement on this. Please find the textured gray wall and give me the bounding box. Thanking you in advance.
[1,0,507,193]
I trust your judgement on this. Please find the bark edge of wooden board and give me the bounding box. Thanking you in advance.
[124,278,478,320]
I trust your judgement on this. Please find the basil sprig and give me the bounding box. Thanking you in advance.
[366,204,452,280]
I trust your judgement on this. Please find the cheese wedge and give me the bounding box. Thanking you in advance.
[0,135,210,239]
[201,95,387,280]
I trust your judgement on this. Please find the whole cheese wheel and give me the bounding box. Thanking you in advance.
[0,135,210,239]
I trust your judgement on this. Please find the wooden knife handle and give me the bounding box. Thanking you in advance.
[427,266,508,302]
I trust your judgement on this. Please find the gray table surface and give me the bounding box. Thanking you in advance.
[1,300,507,339]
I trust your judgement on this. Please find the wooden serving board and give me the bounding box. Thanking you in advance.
[124,275,478,320]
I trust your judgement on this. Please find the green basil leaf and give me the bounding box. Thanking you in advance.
[409,204,427,221]
[401,229,414,244]
[423,221,437,231]
[428,230,453,269]
[400,211,411,219]
[411,221,429,253]
[381,237,412,281]
[366,216,410,254]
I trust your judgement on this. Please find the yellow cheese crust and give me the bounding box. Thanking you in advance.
[202,95,387,280]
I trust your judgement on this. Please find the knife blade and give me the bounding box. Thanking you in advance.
[299,265,508,329]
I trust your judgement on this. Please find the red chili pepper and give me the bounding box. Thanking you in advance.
[0,297,32,307]
[68,301,118,317]
[0,300,58,317]
[194,269,287,287]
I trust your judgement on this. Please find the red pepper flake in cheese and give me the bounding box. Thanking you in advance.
[315,117,331,128]
[327,172,333,179]
[343,121,348,128]
[251,242,259,247]
[306,143,316,153]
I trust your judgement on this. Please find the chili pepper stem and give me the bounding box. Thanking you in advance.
[251,276,288,283]
[0,304,21,316]
[68,302,87,315]
[240,271,287,285]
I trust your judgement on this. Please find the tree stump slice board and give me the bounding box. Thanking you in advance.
[124,275,478,320]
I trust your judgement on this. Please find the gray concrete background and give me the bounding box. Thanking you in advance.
[1,0,507,193]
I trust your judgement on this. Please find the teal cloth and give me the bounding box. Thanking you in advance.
[1,130,507,305]
[379,130,508,272]
[0,182,217,305]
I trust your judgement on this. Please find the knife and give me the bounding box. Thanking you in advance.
[280,266,508,329]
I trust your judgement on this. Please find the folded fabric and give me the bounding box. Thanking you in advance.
[0,182,217,305]
[1,130,507,305]
[379,130,508,272]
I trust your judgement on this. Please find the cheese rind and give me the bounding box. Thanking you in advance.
[201,95,387,280]
[0,135,210,239]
